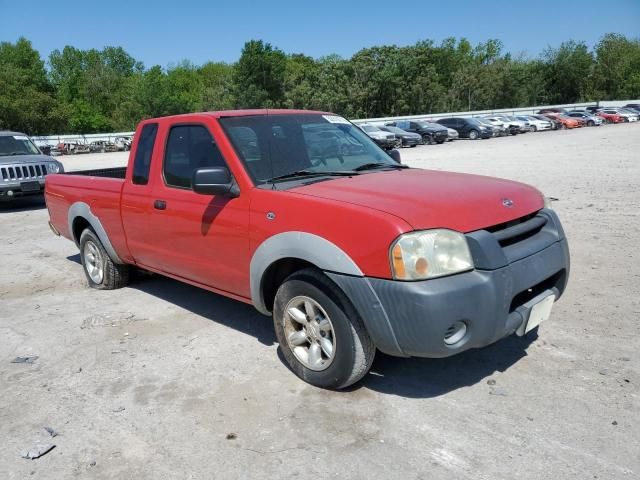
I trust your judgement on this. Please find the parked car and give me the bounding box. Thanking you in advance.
[114,136,133,151]
[566,111,603,126]
[599,108,638,122]
[475,119,503,136]
[435,117,493,139]
[90,141,119,153]
[616,108,640,122]
[446,127,459,141]
[537,108,568,114]
[0,131,64,201]
[360,125,397,150]
[378,126,421,147]
[517,116,552,132]
[385,120,449,145]
[622,104,640,114]
[595,111,624,124]
[483,116,518,135]
[532,114,562,130]
[502,116,531,133]
[44,109,569,389]
[57,142,91,155]
[542,113,581,129]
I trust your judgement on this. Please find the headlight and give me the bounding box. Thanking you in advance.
[390,229,474,280]
[47,162,61,174]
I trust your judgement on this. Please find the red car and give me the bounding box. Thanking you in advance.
[595,111,624,124]
[45,110,570,389]
[542,113,582,129]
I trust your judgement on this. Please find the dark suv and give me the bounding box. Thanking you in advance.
[386,120,449,145]
[436,117,493,140]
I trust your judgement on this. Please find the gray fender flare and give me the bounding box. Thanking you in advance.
[68,202,124,264]
[250,232,363,315]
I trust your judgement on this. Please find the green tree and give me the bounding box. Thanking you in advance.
[233,40,287,108]
[542,40,593,103]
[0,38,66,134]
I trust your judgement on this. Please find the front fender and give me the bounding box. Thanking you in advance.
[250,232,363,315]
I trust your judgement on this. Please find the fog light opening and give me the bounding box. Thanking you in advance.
[444,321,468,346]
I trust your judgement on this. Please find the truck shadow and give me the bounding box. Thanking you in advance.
[0,196,46,212]
[129,273,276,347]
[358,333,538,398]
[66,259,539,398]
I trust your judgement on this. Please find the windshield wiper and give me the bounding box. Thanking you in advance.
[353,162,409,171]
[268,169,357,183]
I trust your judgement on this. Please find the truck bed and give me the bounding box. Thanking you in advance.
[64,167,127,179]
[45,171,130,263]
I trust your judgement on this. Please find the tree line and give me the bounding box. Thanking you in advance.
[1,34,639,135]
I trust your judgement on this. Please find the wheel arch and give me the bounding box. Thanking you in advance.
[250,232,363,315]
[68,202,124,264]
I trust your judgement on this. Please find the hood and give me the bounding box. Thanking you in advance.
[291,169,544,232]
[0,154,55,165]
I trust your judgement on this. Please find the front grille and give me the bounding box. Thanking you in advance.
[1,164,47,182]
[486,212,545,247]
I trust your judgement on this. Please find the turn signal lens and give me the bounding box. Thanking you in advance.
[391,244,406,279]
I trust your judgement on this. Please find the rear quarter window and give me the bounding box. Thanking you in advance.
[132,123,158,185]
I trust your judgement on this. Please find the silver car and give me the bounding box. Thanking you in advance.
[0,131,64,201]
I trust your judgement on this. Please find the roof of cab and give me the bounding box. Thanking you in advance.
[144,109,334,122]
[0,131,28,137]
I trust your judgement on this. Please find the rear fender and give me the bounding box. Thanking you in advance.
[68,202,124,264]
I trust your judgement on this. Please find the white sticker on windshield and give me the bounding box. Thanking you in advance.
[323,115,350,125]
[13,135,28,141]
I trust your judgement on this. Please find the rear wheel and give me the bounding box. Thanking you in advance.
[273,268,375,389]
[80,229,130,289]
[468,129,479,140]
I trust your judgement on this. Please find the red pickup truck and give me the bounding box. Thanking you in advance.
[45,110,570,389]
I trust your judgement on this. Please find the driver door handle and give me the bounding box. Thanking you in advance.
[154,200,167,210]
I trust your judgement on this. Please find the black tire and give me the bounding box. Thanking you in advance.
[410,144,418,147]
[273,268,375,389]
[530,125,537,132]
[587,120,594,127]
[468,129,479,140]
[79,229,130,290]
[422,134,434,145]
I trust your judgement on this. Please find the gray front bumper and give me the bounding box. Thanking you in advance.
[327,210,570,358]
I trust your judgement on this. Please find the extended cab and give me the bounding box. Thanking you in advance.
[45,110,570,389]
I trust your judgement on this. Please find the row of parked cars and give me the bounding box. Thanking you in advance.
[358,103,640,149]
[41,136,133,156]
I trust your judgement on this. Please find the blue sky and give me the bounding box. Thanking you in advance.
[2,0,639,67]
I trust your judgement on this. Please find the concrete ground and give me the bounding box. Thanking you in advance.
[1,124,638,479]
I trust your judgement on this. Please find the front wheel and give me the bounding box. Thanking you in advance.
[587,120,594,127]
[530,125,537,132]
[273,268,375,389]
[422,134,434,145]
[468,129,479,140]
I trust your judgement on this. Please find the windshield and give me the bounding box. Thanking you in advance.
[219,114,397,184]
[0,134,40,156]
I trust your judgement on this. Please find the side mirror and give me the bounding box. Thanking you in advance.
[388,149,401,164]
[192,167,239,197]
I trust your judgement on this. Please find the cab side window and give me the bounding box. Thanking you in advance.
[164,125,226,189]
